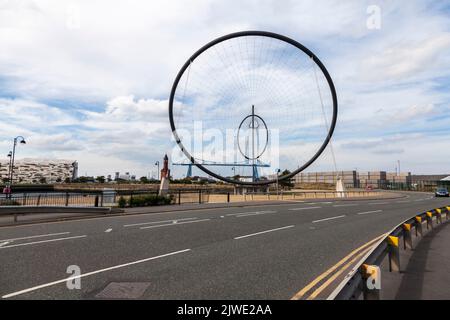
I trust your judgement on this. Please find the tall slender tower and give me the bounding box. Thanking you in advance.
[160,154,170,179]
[159,154,170,196]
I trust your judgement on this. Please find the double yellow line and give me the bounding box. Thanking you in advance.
[291,233,386,300]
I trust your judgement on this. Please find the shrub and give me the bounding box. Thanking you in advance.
[128,194,172,207]
[118,196,127,208]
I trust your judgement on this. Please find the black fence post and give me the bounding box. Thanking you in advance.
[199,190,202,204]
[65,192,69,207]
[227,192,230,203]
[100,193,104,207]
[37,194,41,206]
[178,190,181,205]
[94,195,99,207]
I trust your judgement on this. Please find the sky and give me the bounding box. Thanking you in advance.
[0,0,450,179]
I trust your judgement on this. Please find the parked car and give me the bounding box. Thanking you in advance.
[435,188,449,197]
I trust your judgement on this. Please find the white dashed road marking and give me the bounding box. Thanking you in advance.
[140,219,211,229]
[0,232,71,243]
[357,210,383,215]
[124,217,198,227]
[234,225,295,240]
[2,249,191,299]
[333,204,358,207]
[288,207,321,211]
[312,215,346,223]
[0,235,87,249]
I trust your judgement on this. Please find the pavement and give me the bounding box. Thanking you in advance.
[0,191,448,300]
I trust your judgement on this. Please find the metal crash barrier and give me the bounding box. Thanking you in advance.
[330,205,450,300]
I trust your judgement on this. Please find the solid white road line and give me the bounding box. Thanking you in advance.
[0,235,87,249]
[288,207,321,211]
[226,210,276,216]
[396,201,410,203]
[0,242,9,247]
[306,202,333,205]
[1,248,191,299]
[140,219,211,229]
[357,210,383,215]
[105,228,112,233]
[368,202,390,205]
[234,225,294,240]
[333,204,358,207]
[236,212,267,218]
[312,215,346,223]
[124,217,198,227]
[0,232,71,243]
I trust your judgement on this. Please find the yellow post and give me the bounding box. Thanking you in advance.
[436,209,442,224]
[403,224,413,250]
[426,211,433,230]
[415,216,423,237]
[387,236,400,272]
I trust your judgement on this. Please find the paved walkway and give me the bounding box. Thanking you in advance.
[394,220,450,299]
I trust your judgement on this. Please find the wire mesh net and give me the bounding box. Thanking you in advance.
[171,34,335,182]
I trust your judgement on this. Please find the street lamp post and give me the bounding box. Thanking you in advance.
[6,151,12,183]
[155,161,160,180]
[9,136,26,196]
[276,168,281,199]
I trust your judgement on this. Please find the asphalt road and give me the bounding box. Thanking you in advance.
[0,191,448,299]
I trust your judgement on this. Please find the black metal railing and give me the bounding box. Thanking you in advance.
[0,189,382,208]
[0,192,103,207]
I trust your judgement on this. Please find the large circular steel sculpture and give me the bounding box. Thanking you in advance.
[169,31,338,185]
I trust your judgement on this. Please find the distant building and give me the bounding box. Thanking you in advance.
[118,172,131,180]
[294,170,412,188]
[0,158,78,184]
[411,174,449,183]
[294,171,358,186]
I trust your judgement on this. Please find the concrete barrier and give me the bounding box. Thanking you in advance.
[0,206,111,215]
[0,206,115,225]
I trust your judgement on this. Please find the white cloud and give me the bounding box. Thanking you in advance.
[360,33,450,82]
